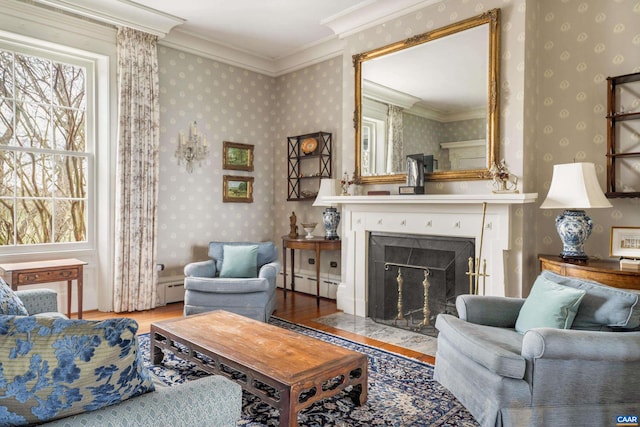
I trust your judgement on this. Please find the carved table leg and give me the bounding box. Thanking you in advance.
[150,333,164,365]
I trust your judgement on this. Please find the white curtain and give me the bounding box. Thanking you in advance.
[386,105,404,174]
[113,27,160,312]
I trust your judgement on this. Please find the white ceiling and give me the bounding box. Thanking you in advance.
[130,0,364,61]
[33,0,442,75]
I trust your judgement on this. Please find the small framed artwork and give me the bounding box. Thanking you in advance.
[223,175,254,203]
[223,141,254,171]
[610,226,640,258]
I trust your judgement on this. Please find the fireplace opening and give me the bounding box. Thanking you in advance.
[367,232,475,337]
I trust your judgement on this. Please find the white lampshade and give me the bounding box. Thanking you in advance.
[540,163,612,209]
[313,179,337,207]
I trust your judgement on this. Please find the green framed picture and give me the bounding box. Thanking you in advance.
[223,141,254,171]
[223,175,254,203]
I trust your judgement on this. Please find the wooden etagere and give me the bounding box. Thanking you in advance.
[606,71,640,198]
[287,131,332,201]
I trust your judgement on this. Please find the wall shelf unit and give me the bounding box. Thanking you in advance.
[606,71,640,198]
[287,131,332,201]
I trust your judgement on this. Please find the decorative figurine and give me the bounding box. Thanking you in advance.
[340,172,354,196]
[289,211,298,237]
[490,159,519,193]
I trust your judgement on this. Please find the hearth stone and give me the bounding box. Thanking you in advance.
[368,232,474,337]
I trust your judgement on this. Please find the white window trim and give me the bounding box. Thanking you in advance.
[0,38,96,256]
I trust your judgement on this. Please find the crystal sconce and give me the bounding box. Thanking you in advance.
[175,121,208,173]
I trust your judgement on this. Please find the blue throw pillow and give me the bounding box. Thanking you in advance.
[515,276,587,334]
[0,316,155,425]
[219,244,259,278]
[0,277,28,316]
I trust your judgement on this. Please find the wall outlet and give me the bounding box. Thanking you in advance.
[308,258,315,265]
[330,261,338,268]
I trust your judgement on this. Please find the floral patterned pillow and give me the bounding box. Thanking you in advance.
[0,278,28,316]
[0,316,155,425]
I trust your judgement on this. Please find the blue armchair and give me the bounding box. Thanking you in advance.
[183,241,280,322]
[434,271,640,427]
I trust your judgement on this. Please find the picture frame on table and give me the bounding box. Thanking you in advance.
[223,141,254,171]
[610,226,640,258]
[223,175,254,203]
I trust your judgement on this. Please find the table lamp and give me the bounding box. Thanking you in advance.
[313,179,340,240]
[540,162,612,261]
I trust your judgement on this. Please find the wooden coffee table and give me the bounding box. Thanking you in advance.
[150,311,368,427]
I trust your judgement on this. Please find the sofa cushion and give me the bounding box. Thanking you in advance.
[0,316,155,425]
[219,244,258,278]
[435,314,525,379]
[540,270,640,329]
[0,278,28,316]
[515,275,586,334]
[209,241,278,273]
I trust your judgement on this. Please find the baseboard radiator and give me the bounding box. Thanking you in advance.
[157,275,185,306]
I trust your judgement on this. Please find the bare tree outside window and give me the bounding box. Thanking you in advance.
[0,48,88,246]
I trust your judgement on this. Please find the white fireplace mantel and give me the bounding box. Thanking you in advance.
[325,193,538,317]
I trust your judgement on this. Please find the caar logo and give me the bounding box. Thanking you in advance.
[616,415,639,426]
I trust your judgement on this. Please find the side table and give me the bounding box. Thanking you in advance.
[282,235,341,306]
[0,258,87,318]
[538,254,640,291]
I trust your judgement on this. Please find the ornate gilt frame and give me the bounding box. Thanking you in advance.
[353,8,501,184]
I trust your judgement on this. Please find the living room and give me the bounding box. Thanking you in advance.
[0,0,637,312]
[1,0,639,425]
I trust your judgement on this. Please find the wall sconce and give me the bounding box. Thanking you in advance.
[175,121,208,173]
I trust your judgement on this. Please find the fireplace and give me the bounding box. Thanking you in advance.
[323,193,537,317]
[368,232,474,336]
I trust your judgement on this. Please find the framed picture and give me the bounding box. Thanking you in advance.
[223,175,254,203]
[610,226,640,258]
[223,141,254,171]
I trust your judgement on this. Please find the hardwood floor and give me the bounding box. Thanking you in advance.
[83,289,435,364]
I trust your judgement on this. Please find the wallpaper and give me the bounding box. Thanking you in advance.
[155,48,277,276]
[155,51,343,277]
[534,0,640,261]
[271,59,344,275]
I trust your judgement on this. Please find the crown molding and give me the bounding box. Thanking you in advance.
[0,0,115,44]
[159,29,275,76]
[160,28,345,77]
[31,0,184,37]
[322,0,443,39]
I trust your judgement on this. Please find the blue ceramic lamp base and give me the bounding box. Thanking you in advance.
[322,207,340,240]
[555,209,593,261]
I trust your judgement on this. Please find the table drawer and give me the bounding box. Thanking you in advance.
[17,268,79,284]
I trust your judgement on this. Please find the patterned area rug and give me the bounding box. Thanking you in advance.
[138,317,478,427]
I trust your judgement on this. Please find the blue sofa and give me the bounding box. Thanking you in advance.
[434,270,640,427]
[183,241,280,321]
[1,288,242,426]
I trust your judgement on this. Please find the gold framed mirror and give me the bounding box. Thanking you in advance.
[354,9,500,184]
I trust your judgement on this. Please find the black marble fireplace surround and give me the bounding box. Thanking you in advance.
[368,232,474,336]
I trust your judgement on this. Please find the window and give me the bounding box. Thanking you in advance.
[0,45,93,249]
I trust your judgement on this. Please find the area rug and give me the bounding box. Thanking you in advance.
[138,317,478,426]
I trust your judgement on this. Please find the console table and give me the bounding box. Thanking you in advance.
[0,258,87,318]
[281,235,341,306]
[538,254,640,291]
